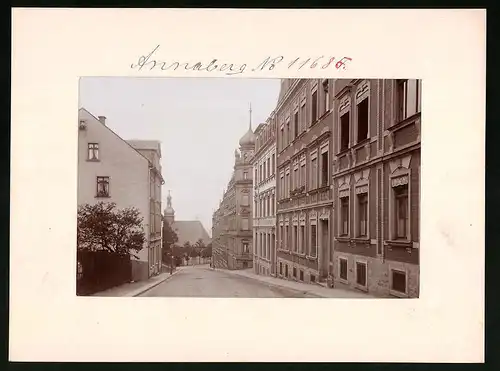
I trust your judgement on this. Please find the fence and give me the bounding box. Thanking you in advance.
[77,250,132,296]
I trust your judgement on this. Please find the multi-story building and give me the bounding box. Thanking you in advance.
[212,117,255,270]
[331,79,421,298]
[77,108,163,282]
[251,113,277,276]
[275,79,334,285]
[127,140,164,278]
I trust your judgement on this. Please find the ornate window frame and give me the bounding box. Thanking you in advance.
[353,169,371,239]
[337,176,351,237]
[354,80,371,144]
[338,94,352,153]
[309,210,318,257]
[354,258,368,291]
[309,149,318,191]
[388,155,413,243]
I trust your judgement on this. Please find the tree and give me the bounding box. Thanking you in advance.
[183,242,192,262]
[77,202,145,258]
[162,220,178,264]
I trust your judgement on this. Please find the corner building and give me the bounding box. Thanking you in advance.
[331,79,421,298]
[251,114,277,277]
[275,79,334,284]
[212,121,255,270]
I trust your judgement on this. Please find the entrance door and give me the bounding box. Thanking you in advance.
[320,219,329,278]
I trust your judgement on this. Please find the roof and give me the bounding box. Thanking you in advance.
[78,107,150,164]
[172,220,211,246]
[127,140,162,157]
[238,127,255,147]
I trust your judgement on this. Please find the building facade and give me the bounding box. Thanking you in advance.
[212,119,255,270]
[77,108,163,282]
[275,79,334,284]
[331,79,421,298]
[251,114,277,276]
[127,140,164,278]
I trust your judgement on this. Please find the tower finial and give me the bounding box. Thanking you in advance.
[249,102,252,130]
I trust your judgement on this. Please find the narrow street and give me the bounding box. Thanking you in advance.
[139,265,318,298]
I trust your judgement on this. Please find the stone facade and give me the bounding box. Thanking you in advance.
[77,108,163,282]
[212,116,255,270]
[275,79,334,285]
[331,79,421,298]
[252,114,277,277]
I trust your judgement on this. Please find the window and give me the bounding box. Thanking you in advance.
[397,79,408,122]
[267,158,271,178]
[300,225,305,254]
[300,163,306,187]
[254,200,258,217]
[323,80,330,113]
[96,176,110,197]
[321,151,329,187]
[271,194,274,215]
[242,194,249,206]
[310,274,316,283]
[241,218,249,230]
[243,172,248,180]
[391,270,406,293]
[394,184,409,239]
[310,224,317,256]
[271,154,275,175]
[280,127,284,151]
[255,169,258,183]
[300,103,306,131]
[285,264,288,277]
[340,112,350,151]
[286,120,290,146]
[260,164,263,182]
[279,262,283,275]
[294,111,299,139]
[340,196,349,235]
[293,225,298,252]
[357,98,369,142]
[279,226,283,249]
[88,143,99,160]
[285,172,290,197]
[339,258,348,280]
[293,267,297,278]
[263,162,266,180]
[293,168,298,190]
[311,90,318,124]
[300,270,304,281]
[285,225,289,250]
[356,262,367,287]
[357,193,368,237]
[311,157,318,189]
[243,242,249,253]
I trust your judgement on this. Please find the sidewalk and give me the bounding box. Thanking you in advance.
[223,268,376,298]
[92,267,184,297]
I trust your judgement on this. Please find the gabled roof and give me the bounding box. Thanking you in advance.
[127,139,162,158]
[172,220,211,247]
[78,107,150,163]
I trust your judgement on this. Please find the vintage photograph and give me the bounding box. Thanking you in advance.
[77,77,421,298]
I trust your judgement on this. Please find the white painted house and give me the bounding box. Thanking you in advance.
[77,108,162,281]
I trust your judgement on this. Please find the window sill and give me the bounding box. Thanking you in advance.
[337,148,350,157]
[351,137,370,151]
[335,236,351,242]
[306,255,317,261]
[385,240,414,248]
[338,277,349,285]
[355,283,368,292]
[86,159,100,162]
[95,195,110,199]
[351,237,370,245]
[389,289,408,298]
[387,112,421,132]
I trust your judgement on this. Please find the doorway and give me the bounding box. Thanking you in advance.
[320,219,329,278]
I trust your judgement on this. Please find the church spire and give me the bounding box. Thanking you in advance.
[249,102,252,130]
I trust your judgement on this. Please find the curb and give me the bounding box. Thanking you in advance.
[227,271,325,298]
[133,268,182,297]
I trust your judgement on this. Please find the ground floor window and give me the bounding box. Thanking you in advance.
[279,262,283,275]
[310,274,316,283]
[299,270,304,281]
[293,267,297,278]
[356,261,367,287]
[339,258,348,280]
[391,269,406,293]
[285,264,288,277]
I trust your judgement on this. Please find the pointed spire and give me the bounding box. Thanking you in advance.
[249,102,252,130]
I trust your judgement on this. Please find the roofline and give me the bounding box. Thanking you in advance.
[79,107,150,164]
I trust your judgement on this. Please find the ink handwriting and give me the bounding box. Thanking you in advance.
[130,45,353,75]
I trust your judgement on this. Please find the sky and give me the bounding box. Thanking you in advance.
[79,77,281,235]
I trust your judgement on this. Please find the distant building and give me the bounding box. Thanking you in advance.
[212,108,255,270]
[163,191,211,247]
[77,108,163,282]
[251,113,277,277]
[126,139,164,278]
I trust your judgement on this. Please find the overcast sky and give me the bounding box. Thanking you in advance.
[79,77,280,235]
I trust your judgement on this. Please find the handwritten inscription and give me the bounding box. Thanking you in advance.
[130,45,353,75]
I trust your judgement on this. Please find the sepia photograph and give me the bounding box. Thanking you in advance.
[77,77,421,298]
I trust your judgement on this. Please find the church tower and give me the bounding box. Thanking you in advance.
[164,190,175,224]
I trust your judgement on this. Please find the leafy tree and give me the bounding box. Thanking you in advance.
[162,220,178,264]
[77,202,145,258]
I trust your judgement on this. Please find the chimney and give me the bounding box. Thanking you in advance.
[98,116,107,125]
